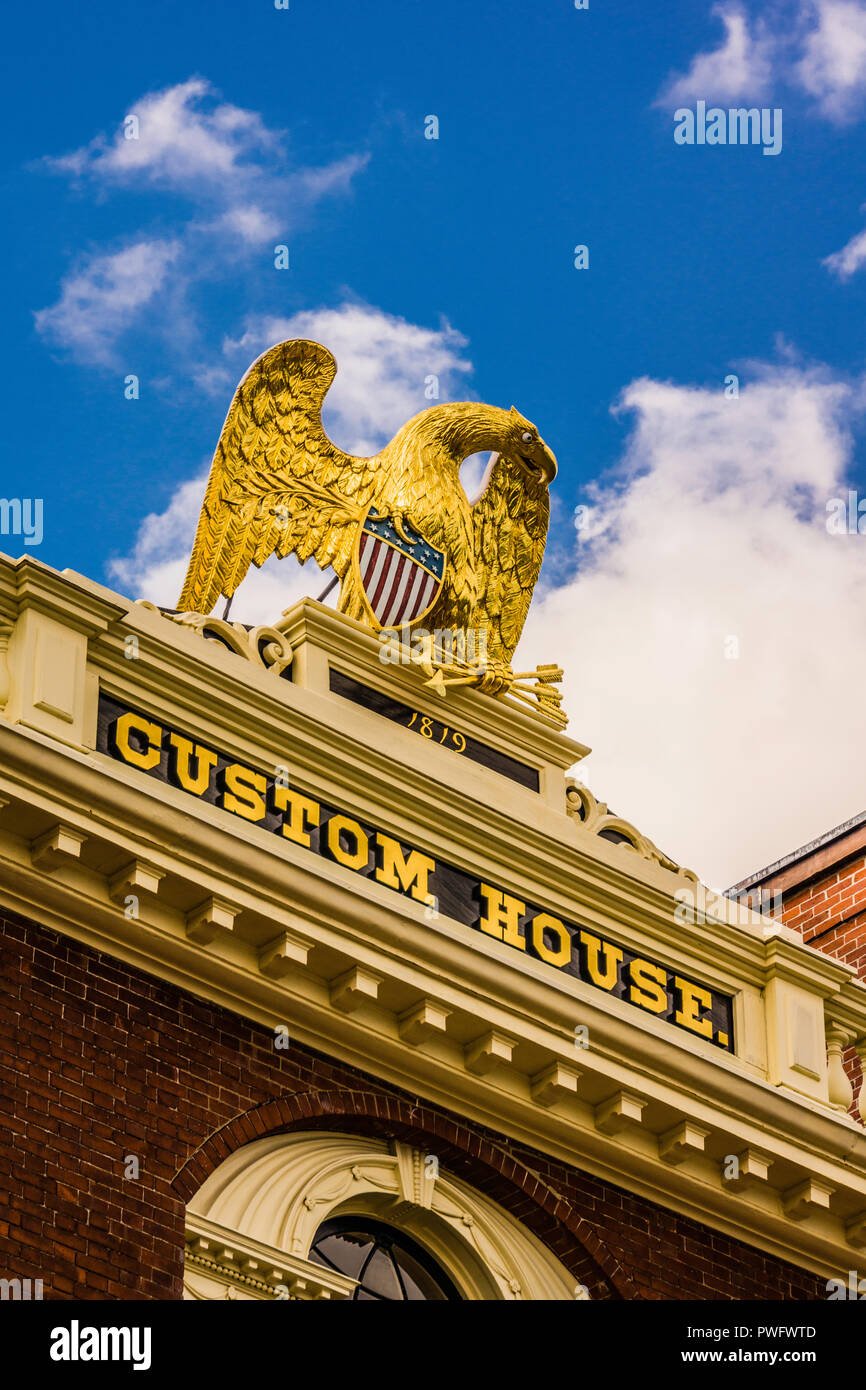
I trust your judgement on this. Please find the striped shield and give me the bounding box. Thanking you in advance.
[355,508,446,629]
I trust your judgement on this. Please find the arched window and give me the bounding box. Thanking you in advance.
[309,1217,461,1300]
[184,1131,582,1301]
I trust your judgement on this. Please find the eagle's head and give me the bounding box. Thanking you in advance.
[405,401,558,487]
[505,405,558,485]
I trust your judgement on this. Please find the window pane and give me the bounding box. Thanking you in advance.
[360,1247,403,1299]
[309,1217,461,1300]
[310,1229,375,1282]
[392,1245,450,1301]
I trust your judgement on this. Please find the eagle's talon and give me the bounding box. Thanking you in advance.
[476,661,513,696]
[384,509,417,545]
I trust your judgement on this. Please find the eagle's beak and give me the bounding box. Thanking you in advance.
[538,440,557,483]
[518,441,558,485]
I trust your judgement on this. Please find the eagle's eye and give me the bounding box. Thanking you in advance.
[521,431,534,444]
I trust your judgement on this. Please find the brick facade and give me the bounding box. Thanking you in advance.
[778,840,866,980]
[0,909,827,1301]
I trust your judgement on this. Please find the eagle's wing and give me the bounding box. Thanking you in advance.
[178,339,382,614]
[471,454,550,665]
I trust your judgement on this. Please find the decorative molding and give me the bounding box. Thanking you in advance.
[186,896,239,945]
[826,1023,855,1113]
[3,725,866,1278]
[184,1215,356,1301]
[846,1212,866,1250]
[594,1090,647,1136]
[398,1000,451,1046]
[186,1131,579,1301]
[329,965,384,1014]
[107,858,165,905]
[394,1141,437,1210]
[0,623,12,711]
[659,1121,711,1166]
[136,604,294,678]
[30,823,87,873]
[566,779,699,883]
[530,1061,581,1107]
[258,930,313,978]
[464,1030,515,1077]
[783,1178,835,1222]
[723,1147,773,1191]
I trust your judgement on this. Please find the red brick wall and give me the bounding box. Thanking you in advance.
[779,852,866,977]
[0,910,826,1301]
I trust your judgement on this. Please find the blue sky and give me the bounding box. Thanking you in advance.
[4,0,866,884]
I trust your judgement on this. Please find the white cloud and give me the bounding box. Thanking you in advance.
[656,4,774,106]
[46,77,277,191]
[216,205,281,245]
[518,361,866,889]
[36,79,369,362]
[795,0,866,120]
[291,154,371,201]
[33,238,181,364]
[656,1,866,122]
[109,302,475,613]
[823,222,866,276]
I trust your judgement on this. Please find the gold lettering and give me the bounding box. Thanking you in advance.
[478,884,526,951]
[327,814,369,871]
[673,977,713,1039]
[220,764,267,822]
[168,733,218,795]
[580,930,623,991]
[628,958,669,1013]
[530,912,571,968]
[375,833,435,903]
[273,787,321,846]
[112,711,162,770]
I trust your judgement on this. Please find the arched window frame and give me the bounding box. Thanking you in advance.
[184,1131,583,1301]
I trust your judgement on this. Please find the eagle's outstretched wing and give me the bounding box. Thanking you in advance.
[178,339,382,614]
[471,454,550,665]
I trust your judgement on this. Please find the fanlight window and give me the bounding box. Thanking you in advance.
[184,1131,581,1300]
[309,1217,461,1301]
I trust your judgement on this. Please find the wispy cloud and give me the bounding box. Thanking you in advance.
[655,5,774,106]
[35,78,369,364]
[823,222,866,276]
[656,0,866,120]
[45,76,278,191]
[34,237,182,365]
[795,0,866,121]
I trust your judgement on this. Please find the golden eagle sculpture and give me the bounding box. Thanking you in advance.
[178,339,562,714]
